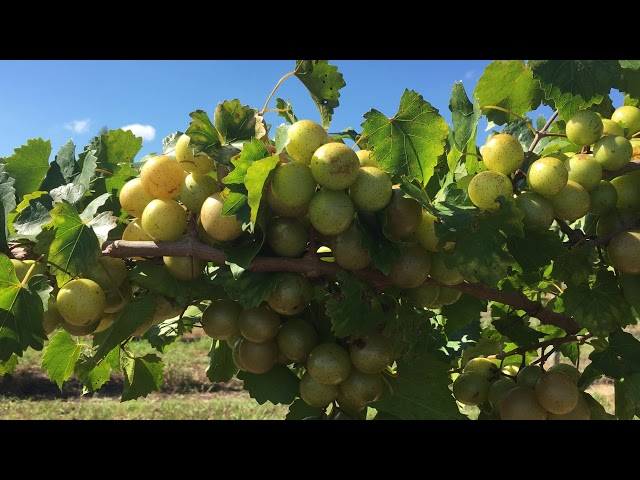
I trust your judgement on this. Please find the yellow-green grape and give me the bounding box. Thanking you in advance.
[610,171,640,212]
[56,278,106,326]
[179,172,220,213]
[565,110,603,146]
[201,299,242,340]
[270,162,317,209]
[93,311,120,334]
[468,170,513,211]
[349,166,393,212]
[331,223,371,271]
[200,192,244,242]
[299,371,338,408]
[588,180,618,215]
[306,343,352,386]
[266,273,313,316]
[139,154,186,199]
[337,370,384,411]
[428,253,464,285]
[611,105,640,137]
[276,317,319,363]
[348,331,393,374]
[356,149,378,167]
[86,257,128,291]
[310,143,360,190]
[414,210,439,252]
[264,180,309,218]
[452,371,491,406]
[601,118,625,137]
[386,243,432,289]
[308,189,355,236]
[122,218,153,242]
[547,394,591,420]
[175,133,215,174]
[534,371,579,415]
[285,119,329,165]
[526,157,569,197]
[119,177,155,218]
[481,133,524,175]
[237,339,279,374]
[515,191,555,229]
[61,318,100,336]
[500,386,548,420]
[487,377,517,413]
[564,153,602,191]
[10,259,47,282]
[607,230,640,275]
[103,281,132,314]
[404,283,441,308]
[238,305,281,344]
[550,180,591,222]
[141,198,187,242]
[163,256,207,281]
[592,135,633,171]
[437,286,462,305]
[382,186,423,241]
[266,216,308,258]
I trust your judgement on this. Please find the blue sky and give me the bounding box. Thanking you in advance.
[0,60,506,160]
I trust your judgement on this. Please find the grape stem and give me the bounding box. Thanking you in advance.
[101,237,582,334]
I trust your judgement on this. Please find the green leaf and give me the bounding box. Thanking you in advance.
[237,364,299,405]
[216,270,279,309]
[354,212,400,275]
[4,138,52,200]
[620,60,640,71]
[89,296,156,367]
[47,140,77,184]
[223,139,269,185]
[582,391,616,420]
[473,60,544,126]
[449,82,482,152]
[552,244,597,287]
[325,271,384,339]
[0,165,17,251]
[221,188,250,226]
[562,270,634,337]
[441,294,487,336]
[0,354,18,376]
[615,377,636,420]
[34,201,101,287]
[87,129,143,170]
[361,89,449,186]
[620,68,640,100]
[245,155,280,226]
[0,254,49,361]
[121,353,164,402]
[206,340,238,383]
[275,98,297,124]
[491,313,545,349]
[186,109,222,153]
[40,330,83,390]
[589,331,640,379]
[619,272,640,317]
[223,226,265,271]
[286,398,323,420]
[214,100,259,144]
[529,60,622,121]
[75,350,113,393]
[371,353,465,420]
[294,60,346,128]
[75,148,98,192]
[49,184,86,205]
[507,228,565,271]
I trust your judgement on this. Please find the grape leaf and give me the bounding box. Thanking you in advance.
[0,165,17,251]
[89,295,156,367]
[441,294,487,336]
[49,184,86,205]
[619,273,640,317]
[620,60,640,71]
[507,228,565,271]
[237,364,299,405]
[206,340,238,383]
[223,139,270,185]
[449,81,481,152]
[104,163,139,202]
[500,118,536,153]
[552,244,597,287]
[286,398,323,420]
[562,270,634,337]
[87,129,143,168]
[221,187,250,222]
[620,68,640,100]
[4,138,52,200]
[245,155,280,226]
[214,100,260,144]
[75,148,98,192]
[216,269,279,309]
[40,140,76,193]
[75,349,114,393]
[583,391,616,420]
[294,60,346,129]
[80,193,111,222]
[275,98,297,124]
[588,331,640,379]
[491,314,545,349]
[86,211,118,246]
[0,354,18,376]
[325,271,384,339]
[40,330,83,389]
[121,353,164,402]
[186,110,242,167]
[34,200,101,287]
[529,60,622,121]
[361,89,449,186]
[615,377,636,420]
[0,254,49,361]
[223,226,265,271]
[355,212,400,275]
[371,353,465,420]
[473,60,544,126]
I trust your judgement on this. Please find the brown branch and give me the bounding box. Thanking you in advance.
[101,237,582,334]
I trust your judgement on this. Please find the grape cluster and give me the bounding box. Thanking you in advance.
[452,358,591,420]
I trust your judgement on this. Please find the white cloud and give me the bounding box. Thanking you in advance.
[64,118,91,134]
[120,124,156,141]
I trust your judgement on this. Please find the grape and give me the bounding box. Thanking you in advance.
[179,172,220,213]
[238,305,281,344]
[565,110,603,146]
[276,317,318,363]
[267,273,312,316]
[119,177,154,218]
[588,179,618,215]
[526,157,568,197]
[611,105,640,137]
[356,149,378,167]
[500,386,548,420]
[299,371,338,408]
[140,155,187,199]
[386,243,432,289]
[481,133,524,175]
[468,170,513,211]
[308,189,355,236]
[163,256,207,281]
[349,166,393,212]
[141,198,187,242]
[382,187,423,241]
[310,143,360,190]
[285,119,329,165]
[349,331,393,374]
[593,135,633,171]
[56,278,106,326]
[331,223,371,271]
[199,192,244,242]
[306,343,352,386]
[515,191,555,229]
[175,134,216,174]
[237,339,278,374]
[201,299,242,340]
[266,216,308,258]
[549,180,590,222]
[270,162,317,209]
[564,153,602,191]
[534,370,579,415]
[607,230,640,275]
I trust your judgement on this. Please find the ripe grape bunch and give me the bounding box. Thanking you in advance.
[3,60,640,420]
